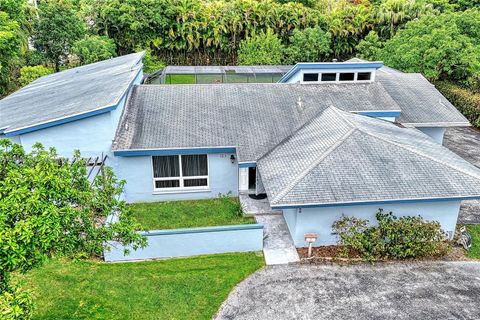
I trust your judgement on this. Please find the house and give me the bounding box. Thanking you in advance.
[1,53,479,247]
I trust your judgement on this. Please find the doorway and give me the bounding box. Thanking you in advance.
[248,167,256,192]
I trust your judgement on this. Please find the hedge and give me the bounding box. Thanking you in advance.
[435,81,480,128]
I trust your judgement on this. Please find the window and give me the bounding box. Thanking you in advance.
[303,73,319,82]
[339,73,355,81]
[321,73,336,82]
[357,72,371,81]
[152,154,208,191]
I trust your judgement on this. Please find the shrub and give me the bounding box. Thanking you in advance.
[332,210,450,261]
[283,26,331,64]
[237,31,284,65]
[72,35,117,65]
[435,81,480,128]
[18,65,54,87]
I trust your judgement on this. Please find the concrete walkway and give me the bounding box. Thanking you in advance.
[255,214,299,265]
[239,193,282,215]
[215,261,480,320]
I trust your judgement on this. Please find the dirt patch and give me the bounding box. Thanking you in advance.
[298,245,471,265]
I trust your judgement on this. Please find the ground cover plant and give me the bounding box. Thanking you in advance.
[14,253,264,320]
[130,196,254,230]
[466,224,480,259]
[332,210,450,261]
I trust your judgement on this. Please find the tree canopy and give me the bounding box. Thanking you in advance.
[0,140,146,318]
[33,0,85,71]
[380,9,480,80]
[72,35,117,65]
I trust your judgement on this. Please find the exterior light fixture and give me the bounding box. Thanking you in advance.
[230,154,236,164]
[304,233,318,258]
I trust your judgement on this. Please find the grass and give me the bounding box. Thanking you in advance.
[15,253,264,320]
[166,74,196,84]
[130,197,254,230]
[466,224,480,259]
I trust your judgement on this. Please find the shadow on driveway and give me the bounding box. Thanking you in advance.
[214,262,480,320]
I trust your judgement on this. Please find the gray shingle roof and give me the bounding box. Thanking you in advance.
[258,107,480,206]
[0,52,144,134]
[113,82,401,161]
[376,71,469,126]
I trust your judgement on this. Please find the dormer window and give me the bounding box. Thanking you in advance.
[357,72,371,81]
[321,73,336,81]
[303,73,319,82]
[339,73,354,81]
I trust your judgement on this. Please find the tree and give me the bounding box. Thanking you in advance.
[72,35,117,65]
[380,9,480,81]
[33,0,85,71]
[0,11,22,96]
[142,49,164,73]
[18,65,54,87]
[0,140,146,318]
[237,31,285,65]
[356,31,384,60]
[283,26,331,64]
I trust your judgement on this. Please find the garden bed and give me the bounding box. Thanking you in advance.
[130,197,254,230]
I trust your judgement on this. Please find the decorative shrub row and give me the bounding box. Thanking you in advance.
[332,210,450,261]
[435,81,480,128]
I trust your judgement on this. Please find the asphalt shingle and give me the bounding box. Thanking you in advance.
[0,52,144,134]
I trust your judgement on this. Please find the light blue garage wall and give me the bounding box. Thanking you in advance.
[417,127,447,144]
[15,70,143,158]
[104,224,264,262]
[283,200,461,247]
[115,153,239,203]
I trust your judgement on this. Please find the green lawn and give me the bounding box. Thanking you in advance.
[166,74,196,84]
[466,224,480,259]
[130,197,254,230]
[15,253,264,320]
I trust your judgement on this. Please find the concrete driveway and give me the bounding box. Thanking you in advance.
[444,127,480,224]
[214,262,480,320]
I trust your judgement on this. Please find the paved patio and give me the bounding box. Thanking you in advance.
[214,261,480,320]
[444,127,480,224]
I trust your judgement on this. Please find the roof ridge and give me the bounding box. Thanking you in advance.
[257,108,331,162]
[360,129,480,181]
[271,127,357,203]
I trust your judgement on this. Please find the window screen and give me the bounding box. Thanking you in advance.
[303,73,319,82]
[339,73,354,81]
[152,155,208,190]
[357,72,371,81]
[321,73,336,81]
[153,155,179,177]
[182,154,208,176]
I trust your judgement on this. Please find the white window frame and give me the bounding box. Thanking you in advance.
[151,154,209,193]
[299,69,376,84]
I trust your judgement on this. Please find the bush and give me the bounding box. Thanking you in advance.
[72,35,117,65]
[0,282,33,320]
[237,31,284,65]
[18,65,54,87]
[283,26,331,64]
[332,210,450,261]
[435,81,480,127]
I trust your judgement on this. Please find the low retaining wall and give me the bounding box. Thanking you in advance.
[104,224,264,262]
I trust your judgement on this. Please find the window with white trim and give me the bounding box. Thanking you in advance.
[152,154,208,191]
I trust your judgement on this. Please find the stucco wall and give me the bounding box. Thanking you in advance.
[116,153,239,203]
[104,224,264,262]
[14,70,143,158]
[417,127,447,144]
[283,200,461,247]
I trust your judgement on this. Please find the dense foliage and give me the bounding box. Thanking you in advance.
[435,81,480,127]
[380,9,480,81]
[32,0,85,71]
[72,35,117,65]
[238,31,285,65]
[18,65,53,86]
[332,210,450,261]
[0,140,146,318]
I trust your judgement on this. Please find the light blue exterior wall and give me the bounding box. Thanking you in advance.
[11,70,143,158]
[283,200,461,247]
[104,224,264,262]
[418,127,447,144]
[115,153,239,203]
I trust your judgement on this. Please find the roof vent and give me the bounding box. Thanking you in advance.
[297,97,305,112]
